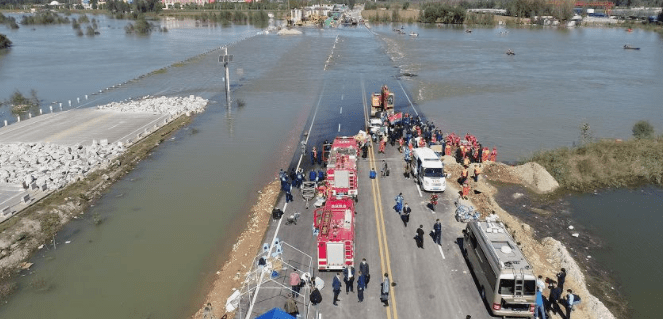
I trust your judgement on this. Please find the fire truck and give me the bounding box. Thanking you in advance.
[325,137,359,201]
[370,84,395,117]
[313,198,355,270]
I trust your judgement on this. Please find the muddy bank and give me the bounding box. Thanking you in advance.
[444,158,615,319]
[0,114,194,298]
[191,181,281,319]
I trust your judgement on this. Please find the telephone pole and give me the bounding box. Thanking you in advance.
[219,47,233,106]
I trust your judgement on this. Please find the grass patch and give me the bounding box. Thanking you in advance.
[149,68,167,76]
[525,137,663,192]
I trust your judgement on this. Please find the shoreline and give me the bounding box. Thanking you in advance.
[0,113,194,297]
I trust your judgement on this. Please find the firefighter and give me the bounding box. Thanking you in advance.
[311,146,318,165]
[463,156,470,167]
[490,147,498,162]
[472,146,480,163]
[398,137,404,153]
[445,143,452,156]
[459,145,466,159]
[379,136,386,153]
[462,181,470,199]
[418,137,426,148]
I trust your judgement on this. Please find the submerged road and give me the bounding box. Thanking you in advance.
[237,74,492,319]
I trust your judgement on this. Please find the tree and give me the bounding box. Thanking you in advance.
[403,2,410,10]
[632,120,654,139]
[0,34,11,49]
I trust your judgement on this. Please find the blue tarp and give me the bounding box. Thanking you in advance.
[256,308,295,319]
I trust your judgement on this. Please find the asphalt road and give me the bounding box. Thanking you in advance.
[236,76,494,319]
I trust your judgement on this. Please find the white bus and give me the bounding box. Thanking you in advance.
[410,147,446,192]
[462,221,537,318]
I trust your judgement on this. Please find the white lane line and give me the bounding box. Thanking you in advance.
[438,245,446,259]
[339,107,342,114]
[338,123,341,132]
[246,83,326,319]
[341,94,344,100]
[107,123,121,130]
[416,184,423,197]
[397,81,420,117]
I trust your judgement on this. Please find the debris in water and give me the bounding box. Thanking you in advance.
[568,225,574,230]
[65,241,71,244]
[572,233,579,237]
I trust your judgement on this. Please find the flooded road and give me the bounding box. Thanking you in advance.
[1,17,662,318]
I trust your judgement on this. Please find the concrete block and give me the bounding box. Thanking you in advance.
[100,139,108,146]
[40,183,47,191]
[21,194,30,203]
[1,206,11,217]
[30,182,38,190]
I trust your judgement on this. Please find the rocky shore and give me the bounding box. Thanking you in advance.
[443,158,615,319]
[0,96,207,298]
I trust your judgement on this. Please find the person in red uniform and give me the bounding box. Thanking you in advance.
[482,147,490,162]
[490,147,497,162]
[398,137,404,153]
[462,181,470,199]
[445,144,452,156]
[379,137,386,153]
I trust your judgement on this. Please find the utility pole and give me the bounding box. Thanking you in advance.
[219,47,233,106]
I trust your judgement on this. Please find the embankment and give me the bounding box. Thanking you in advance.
[0,96,207,298]
[526,137,663,192]
[444,158,615,319]
[191,181,281,319]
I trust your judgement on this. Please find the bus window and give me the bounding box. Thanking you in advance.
[499,279,515,295]
[469,233,478,249]
[524,280,536,295]
[423,167,444,177]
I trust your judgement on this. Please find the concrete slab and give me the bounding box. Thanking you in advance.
[0,108,169,146]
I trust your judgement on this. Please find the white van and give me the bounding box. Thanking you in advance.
[410,147,446,192]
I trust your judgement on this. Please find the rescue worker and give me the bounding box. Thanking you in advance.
[429,194,438,211]
[285,182,293,203]
[460,166,469,185]
[398,137,404,153]
[311,146,318,165]
[309,170,317,182]
[474,164,482,182]
[490,147,497,162]
[433,219,442,245]
[462,181,470,199]
[463,156,470,167]
[296,169,304,188]
[381,160,389,177]
[394,193,404,213]
[379,136,386,153]
[482,146,490,163]
[445,143,452,156]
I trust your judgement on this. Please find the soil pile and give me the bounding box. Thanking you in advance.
[513,162,560,194]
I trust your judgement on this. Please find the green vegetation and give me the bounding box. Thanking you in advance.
[633,120,655,139]
[20,12,70,25]
[125,16,152,35]
[420,3,466,24]
[526,122,662,192]
[0,34,11,49]
[85,25,96,36]
[78,14,90,23]
[6,90,40,113]
[0,13,19,29]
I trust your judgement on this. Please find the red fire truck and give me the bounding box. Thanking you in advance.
[313,198,355,270]
[325,137,359,201]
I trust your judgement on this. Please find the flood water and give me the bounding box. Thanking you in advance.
[1,16,662,319]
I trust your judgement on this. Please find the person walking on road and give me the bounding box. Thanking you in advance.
[380,273,390,306]
[332,273,342,306]
[433,219,442,245]
[394,193,404,213]
[343,265,355,294]
[284,294,299,317]
[357,271,366,302]
[401,205,410,227]
[310,146,318,165]
[310,287,322,318]
[284,182,294,203]
[359,258,370,288]
[289,270,301,298]
[381,160,389,177]
[416,225,425,248]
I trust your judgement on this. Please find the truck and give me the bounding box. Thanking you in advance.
[410,147,447,192]
[325,137,359,201]
[371,85,394,117]
[313,198,355,270]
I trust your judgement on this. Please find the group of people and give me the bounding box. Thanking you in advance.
[534,268,583,319]
[284,258,393,316]
[393,193,443,248]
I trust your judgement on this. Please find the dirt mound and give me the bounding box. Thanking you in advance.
[513,162,559,194]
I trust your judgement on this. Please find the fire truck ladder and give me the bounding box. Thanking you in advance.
[514,270,525,296]
[344,241,354,262]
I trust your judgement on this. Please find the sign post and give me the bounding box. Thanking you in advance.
[219,47,234,106]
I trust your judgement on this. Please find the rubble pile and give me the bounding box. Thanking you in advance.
[97,95,208,115]
[0,141,125,190]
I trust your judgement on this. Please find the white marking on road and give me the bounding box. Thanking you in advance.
[338,123,341,132]
[438,245,446,259]
[397,81,419,116]
[107,123,121,130]
[246,84,327,319]
[416,184,423,197]
[341,94,344,100]
[339,107,342,114]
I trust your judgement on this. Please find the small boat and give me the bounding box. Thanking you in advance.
[506,49,515,56]
[409,32,418,37]
[623,45,640,50]
[626,28,633,32]
[465,29,472,33]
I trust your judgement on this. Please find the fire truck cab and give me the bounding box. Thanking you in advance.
[325,137,359,201]
[313,198,355,270]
